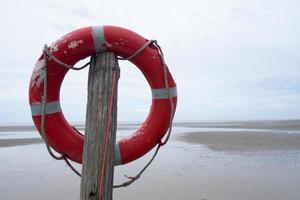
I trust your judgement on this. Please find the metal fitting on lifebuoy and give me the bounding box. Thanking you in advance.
[29,26,177,165]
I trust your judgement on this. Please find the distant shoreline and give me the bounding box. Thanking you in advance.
[1,120,300,150]
[1,119,300,132]
[0,125,140,132]
[2,131,300,150]
[0,138,44,148]
[0,125,37,132]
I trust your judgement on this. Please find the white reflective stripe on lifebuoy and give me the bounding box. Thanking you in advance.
[151,86,177,99]
[30,99,123,165]
[92,26,106,53]
[114,142,122,165]
[30,101,61,116]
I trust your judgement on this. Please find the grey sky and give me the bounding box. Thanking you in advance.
[1,0,299,123]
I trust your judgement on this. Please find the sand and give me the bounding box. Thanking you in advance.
[1,121,300,200]
[175,119,300,131]
[178,131,300,151]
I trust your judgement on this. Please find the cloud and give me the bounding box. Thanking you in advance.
[0,0,299,123]
[70,7,94,19]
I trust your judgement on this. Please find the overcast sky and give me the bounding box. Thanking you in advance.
[0,0,299,124]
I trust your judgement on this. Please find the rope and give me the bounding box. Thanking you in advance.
[113,144,161,188]
[113,40,175,188]
[118,40,156,61]
[39,40,175,189]
[43,44,90,70]
[153,41,175,146]
[40,49,64,160]
[40,45,85,176]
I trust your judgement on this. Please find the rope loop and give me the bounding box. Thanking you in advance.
[40,45,82,176]
[113,40,175,188]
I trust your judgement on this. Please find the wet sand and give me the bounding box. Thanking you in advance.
[178,131,300,151]
[1,121,300,200]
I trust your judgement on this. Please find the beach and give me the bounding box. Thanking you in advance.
[1,120,300,200]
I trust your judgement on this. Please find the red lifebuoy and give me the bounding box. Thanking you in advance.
[29,26,177,165]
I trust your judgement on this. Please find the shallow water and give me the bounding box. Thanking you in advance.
[0,131,38,139]
[1,122,300,200]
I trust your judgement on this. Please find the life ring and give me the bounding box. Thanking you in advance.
[29,26,177,165]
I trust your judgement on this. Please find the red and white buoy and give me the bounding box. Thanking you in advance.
[29,26,177,165]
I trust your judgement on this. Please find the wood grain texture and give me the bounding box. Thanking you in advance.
[80,52,120,200]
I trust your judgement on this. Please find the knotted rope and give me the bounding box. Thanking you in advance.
[40,45,85,176]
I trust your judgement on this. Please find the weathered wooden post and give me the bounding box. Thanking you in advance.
[80,52,120,200]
